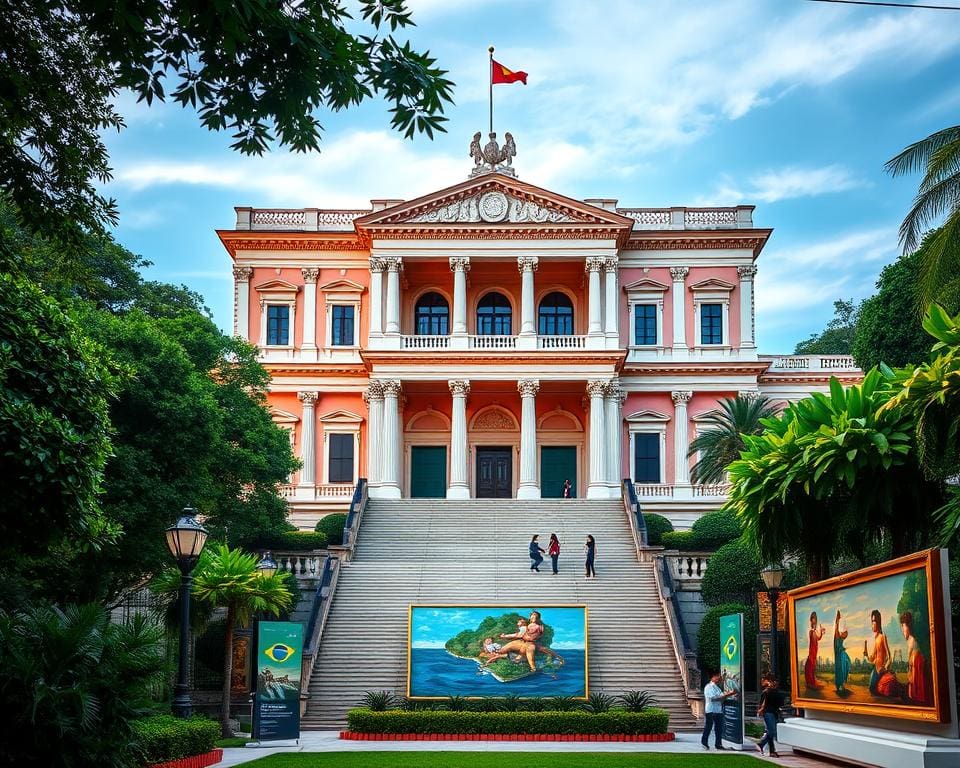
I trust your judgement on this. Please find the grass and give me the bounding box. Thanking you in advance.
[242,755,757,767]
[216,736,251,748]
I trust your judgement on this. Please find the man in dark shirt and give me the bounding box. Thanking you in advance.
[758,674,785,757]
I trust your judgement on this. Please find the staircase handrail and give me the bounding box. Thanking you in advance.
[298,553,342,713]
[652,550,703,703]
[621,478,648,558]
[341,478,368,555]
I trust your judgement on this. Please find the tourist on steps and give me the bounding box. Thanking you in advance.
[562,479,572,498]
[529,535,545,572]
[584,534,597,578]
[702,670,735,750]
[549,534,560,574]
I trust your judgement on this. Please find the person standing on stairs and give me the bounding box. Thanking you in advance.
[529,535,545,572]
[548,534,560,574]
[584,534,596,578]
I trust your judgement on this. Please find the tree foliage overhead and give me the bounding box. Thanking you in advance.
[688,394,779,484]
[794,299,859,356]
[0,0,454,234]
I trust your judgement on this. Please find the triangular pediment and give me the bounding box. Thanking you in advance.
[319,409,363,424]
[354,174,634,232]
[623,278,670,293]
[254,278,300,293]
[625,409,671,423]
[689,278,735,291]
[319,279,365,293]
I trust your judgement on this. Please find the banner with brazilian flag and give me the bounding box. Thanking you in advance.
[719,612,745,748]
[252,621,302,741]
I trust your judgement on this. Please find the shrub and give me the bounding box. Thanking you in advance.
[660,531,696,550]
[642,514,673,546]
[361,691,397,712]
[132,715,220,764]
[498,694,523,712]
[697,602,758,685]
[701,539,761,607]
[346,708,671,735]
[445,696,469,711]
[315,513,348,546]
[617,691,658,712]
[544,696,579,711]
[689,511,741,550]
[275,530,327,551]
[582,691,616,713]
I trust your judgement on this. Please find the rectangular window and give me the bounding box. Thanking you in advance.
[634,304,658,346]
[633,433,661,483]
[328,433,354,483]
[266,305,290,346]
[701,303,723,345]
[331,305,355,346]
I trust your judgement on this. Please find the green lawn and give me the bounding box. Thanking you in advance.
[243,754,756,767]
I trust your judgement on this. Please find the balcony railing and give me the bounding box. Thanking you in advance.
[761,354,860,373]
[279,483,356,500]
[618,205,754,231]
[394,334,589,351]
[633,483,732,499]
[468,335,517,350]
[237,207,368,231]
[401,335,450,350]
[537,335,587,350]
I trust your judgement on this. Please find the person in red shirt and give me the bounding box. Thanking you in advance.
[548,533,560,574]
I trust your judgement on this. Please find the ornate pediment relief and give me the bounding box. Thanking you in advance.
[407,190,577,224]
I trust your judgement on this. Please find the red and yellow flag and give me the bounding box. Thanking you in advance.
[492,59,528,85]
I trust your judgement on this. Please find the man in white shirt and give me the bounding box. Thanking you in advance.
[702,671,736,750]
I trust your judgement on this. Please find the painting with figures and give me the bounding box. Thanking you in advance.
[787,549,951,722]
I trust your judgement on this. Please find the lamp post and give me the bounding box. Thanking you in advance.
[256,552,278,577]
[761,564,785,683]
[165,509,208,718]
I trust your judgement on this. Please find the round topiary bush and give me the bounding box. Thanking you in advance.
[696,601,757,684]
[689,511,741,550]
[315,513,348,546]
[701,539,761,607]
[276,530,327,550]
[642,513,673,546]
[659,530,696,551]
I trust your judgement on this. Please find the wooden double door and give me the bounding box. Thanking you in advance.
[476,447,512,498]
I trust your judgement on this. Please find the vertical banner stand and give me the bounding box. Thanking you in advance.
[720,612,748,750]
[251,621,303,746]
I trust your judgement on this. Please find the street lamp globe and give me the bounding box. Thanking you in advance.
[761,564,785,591]
[257,552,279,577]
[165,508,208,567]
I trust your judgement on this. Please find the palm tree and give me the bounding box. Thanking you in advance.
[886,125,960,308]
[688,394,778,484]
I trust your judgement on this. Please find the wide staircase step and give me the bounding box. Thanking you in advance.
[303,500,698,731]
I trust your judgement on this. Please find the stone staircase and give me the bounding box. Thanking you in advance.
[303,499,697,731]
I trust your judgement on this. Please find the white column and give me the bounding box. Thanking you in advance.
[384,257,402,335]
[518,257,538,336]
[586,258,604,337]
[378,380,402,498]
[369,258,385,337]
[670,266,689,354]
[364,382,384,489]
[605,380,624,493]
[449,257,470,335]
[447,380,471,499]
[737,264,757,349]
[233,266,253,340]
[672,390,692,487]
[603,256,619,347]
[517,379,541,499]
[587,380,608,498]
[301,267,319,353]
[297,392,318,489]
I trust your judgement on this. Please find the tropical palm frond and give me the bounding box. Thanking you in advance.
[899,173,960,254]
[915,212,960,309]
[689,394,778,484]
[884,125,960,177]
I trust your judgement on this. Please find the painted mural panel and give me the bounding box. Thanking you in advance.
[408,605,588,698]
[787,549,951,722]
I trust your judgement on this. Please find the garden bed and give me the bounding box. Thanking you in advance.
[145,748,223,768]
[341,731,675,742]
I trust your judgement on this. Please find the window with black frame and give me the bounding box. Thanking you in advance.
[476,292,512,335]
[414,292,449,335]
[537,291,574,335]
[266,304,290,345]
[701,303,723,345]
[331,305,355,346]
[328,433,354,483]
[633,433,661,483]
[634,304,657,345]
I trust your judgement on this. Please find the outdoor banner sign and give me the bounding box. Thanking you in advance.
[719,612,745,748]
[252,621,302,741]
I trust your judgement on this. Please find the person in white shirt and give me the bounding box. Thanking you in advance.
[702,671,736,750]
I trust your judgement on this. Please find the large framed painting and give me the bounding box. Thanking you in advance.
[407,605,588,699]
[787,549,951,722]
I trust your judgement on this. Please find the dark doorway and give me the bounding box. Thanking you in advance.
[410,445,447,498]
[476,447,512,498]
[540,446,577,498]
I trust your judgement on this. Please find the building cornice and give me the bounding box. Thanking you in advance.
[624,229,773,258]
[217,230,365,257]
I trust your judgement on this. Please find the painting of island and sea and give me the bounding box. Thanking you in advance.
[787,549,951,723]
[408,605,588,699]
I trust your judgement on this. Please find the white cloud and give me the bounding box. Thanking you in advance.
[696,165,865,206]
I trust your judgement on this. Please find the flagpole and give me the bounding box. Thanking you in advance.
[488,45,494,135]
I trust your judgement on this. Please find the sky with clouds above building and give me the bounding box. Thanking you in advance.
[102,0,960,352]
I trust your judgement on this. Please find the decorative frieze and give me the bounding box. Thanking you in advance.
[408,190,574,224]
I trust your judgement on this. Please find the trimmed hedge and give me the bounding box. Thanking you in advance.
[315,513,347,546]
[659,512,741,552]
[276,530,328,551]
[642,513,673,546]
[132,715,220,765]
[659,531,696,550]
[701,539,761,607]
[346,708,670,735]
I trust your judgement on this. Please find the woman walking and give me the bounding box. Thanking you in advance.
[584,534,596,578]
[548,534,560,574]
[529,535,545,573]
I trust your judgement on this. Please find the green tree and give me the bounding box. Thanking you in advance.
[688,394,779,484]
[794,299,859,355]
[701,540,761,607]
[1,0,453,236]
[886,125,960,308]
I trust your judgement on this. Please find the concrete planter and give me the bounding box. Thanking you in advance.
[146,748,223,768]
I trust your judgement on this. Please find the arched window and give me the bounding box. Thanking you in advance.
[538,292,574,335]
[414,292,449,335]
[476,292,512,335]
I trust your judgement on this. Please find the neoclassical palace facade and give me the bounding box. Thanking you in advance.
[218,144,861,529]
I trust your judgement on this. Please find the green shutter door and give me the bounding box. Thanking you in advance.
[410,446,447,498]
[540,446,577,498]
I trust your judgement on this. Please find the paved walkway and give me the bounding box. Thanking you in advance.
[218,732,839,767]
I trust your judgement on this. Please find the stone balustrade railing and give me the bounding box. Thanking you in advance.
[236,207,368,231]
[402,335,450,350]
[469,334,517,350]
[618,205,754,231]
[271,551,327,578]
[668,551,712,584]
[279,483,355,499]
[761,354,860,373]
[634,483,731,499]
[537,335,587,350]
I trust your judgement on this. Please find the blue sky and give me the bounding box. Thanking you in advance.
[411,607,587,649]
[102,0,960,352]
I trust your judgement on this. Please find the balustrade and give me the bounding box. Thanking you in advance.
[634,483,675,498]
[401,335,450,350]
[468,334,517,350]
[692,482,731,497]
[273,552,326,577]
[617,205,753,231]
[278,483,356,499]
[668,552,712,583]
[536,335,587,350]
[762,354,860,373]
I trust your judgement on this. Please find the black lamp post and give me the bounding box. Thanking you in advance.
[256,552,278,577]
[761,564,785,683]
[165,508,208,718]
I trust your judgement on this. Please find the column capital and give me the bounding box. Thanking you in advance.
[671,390,693,405]
[603,255,619,272]
[739,389,762,401]
[301,267,320,282]
[585,256,605,273]
[449,256,471,273]
[517,256,539,273]
[517,379,540,398]
[604,379,623,399]
[384,256,403,273]
[670,266,689,282]
[448,379,471,398]
[380,379,403,397]
[365,380,385,401]
[586,379,609,398]
[369,257,387,273]
[298,391,318,406]
[737,264,758,280]
[233,265,254,281]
